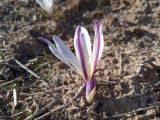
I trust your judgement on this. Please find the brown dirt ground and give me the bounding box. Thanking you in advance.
[0,0,160,120]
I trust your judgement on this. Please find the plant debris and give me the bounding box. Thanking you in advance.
[0,0,160,119]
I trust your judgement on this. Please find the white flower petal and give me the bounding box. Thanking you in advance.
[49,46,80,73]
[80,27,92,63]
[39,37,67,63]
[52,35,83,75]
[74,26,92,80]
[39,37,78,72]
[36,0,53,15]
[91,20,104,77]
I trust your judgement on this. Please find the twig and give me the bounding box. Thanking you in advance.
[87,99,99,114]
[130,106,155,113]
[12,58,40,79]
[155,81,160,87]
[35,103,70,120]
[119,54,123,75]
[30,90,53,96]
[0,48,6,51]
[123,74,139,79]
[24,101,57,120]
[13,88,18,107]
[97,80,118,85]
[11,111,24,117]
[91,105,156,119]
[0,77,23,88]
[111,105,155,118]
[73,83,85,100]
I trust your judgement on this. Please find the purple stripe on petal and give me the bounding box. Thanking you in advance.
[76,26,88,80]
[85,79,96,97]
[92,20,101,79]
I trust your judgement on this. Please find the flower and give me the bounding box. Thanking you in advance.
[36,0,54,16]
[39,20,104,103]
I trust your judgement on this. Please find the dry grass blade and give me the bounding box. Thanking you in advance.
[92,105,157,119]
[87,99,99,114]
[73,83,85,100]
[97,80,118,85]
[11,111,24,118]
[35,103,70,120]
[13,88,18,108]
[12,58,40,79]
[0,77,23,88]
[24,101,57,120]
[111,105,156,118]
